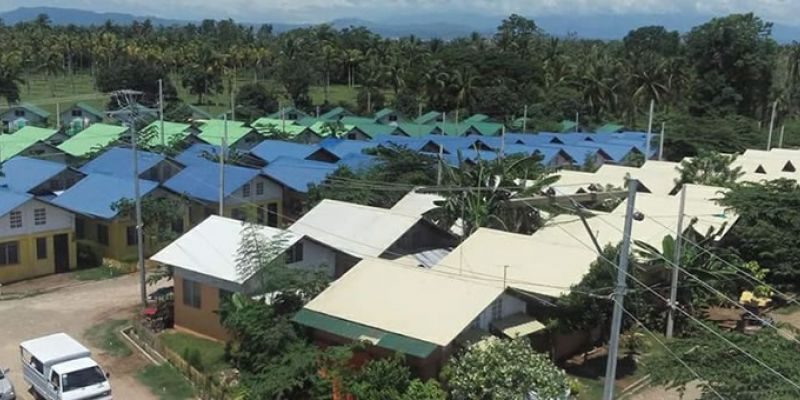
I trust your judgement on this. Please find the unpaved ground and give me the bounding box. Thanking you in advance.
[0,274,158,400]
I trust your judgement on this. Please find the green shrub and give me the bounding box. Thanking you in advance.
[76,240,103,268]
[182,348,203,372]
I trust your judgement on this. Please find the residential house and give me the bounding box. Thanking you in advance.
[194,119,262,151]
[106,103,158,124]
[373,108,405,125]
[170,104,212,121]
[151,215,341,340]
[59,102,104,130]
[560,119,578,133]
[0,157,85,196]
[463,114,490,123]
[140,121,192,149]
[0,190,78,283]
[163,160,284,226]
[1,103,51,131]
[250,118,320,144]
[51,173,180,260]
[261,157,338,220]
[266,107,309,121]
[596,123,625,133]
[0,126,66,162]
[414,111,444,125]
[289,199,458,275]
[396,123,436,137]
[249,140,339,164]
[79,147,184,184]
[592,164,681,195]
[294,258,530,378]
[319,107,353,121]
[57,123,128,160]
[345,123,400,140]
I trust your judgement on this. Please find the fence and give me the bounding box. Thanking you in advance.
[130,321,234,400]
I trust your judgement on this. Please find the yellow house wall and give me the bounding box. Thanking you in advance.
[174,274,230,341]
[187,200,284,227]
[0,229,77,284]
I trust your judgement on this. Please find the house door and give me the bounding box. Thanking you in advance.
[53,234,70,273]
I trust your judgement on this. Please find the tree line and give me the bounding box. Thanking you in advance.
[0,13,799,157]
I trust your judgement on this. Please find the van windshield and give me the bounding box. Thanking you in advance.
[62,366,106,392]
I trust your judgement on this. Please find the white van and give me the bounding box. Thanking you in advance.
[20,333,112,400]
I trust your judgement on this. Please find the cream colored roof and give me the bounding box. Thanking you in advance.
[546,170,600,194]
[289,199,421,258]
[435,227,598,298]
[593,164,680,195]
[611,189,737,239]
[305,258,504,346]
[390,191,443,217]
[151,215,301,283]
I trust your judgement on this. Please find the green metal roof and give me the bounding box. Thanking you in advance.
[414,111,442,125]
[18,103,51,119]
[74,102,105,119]
[340,116,378,126]
[397,123,435,138]
[434,122,473,136]
[252,118,311,136]
[196,119,254,146]
[0,126,59,161]
[319,106,351,120]
[57,123,127,157]
[596,123,624,133]
[560,120,578,133]
[184,104,212,119]
[470,122,504,136]
[464,114,490,123]
[140,121,191,147]
[351,123,398,138]
[373,107,394,120]
[266,107,308,120]
[293,309,438,358]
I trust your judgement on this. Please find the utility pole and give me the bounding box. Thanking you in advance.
[436,145,443,186]
[56,102,60,128]
[522,105,528,134]
[666,186,687,338]
[645,99,654,161]
[219,115,228,216]
[602,179,638,400]
[131,117,146,308]
[418,103,422,120]
[499,125,506,159]
[575,112,579,132]
[658,122,665,161]
[158,79,165,147]
[230,87,236,122]
[779,124,786,149]
[442,112,447,135]
[455,109,459,132]
[767,100,778,150]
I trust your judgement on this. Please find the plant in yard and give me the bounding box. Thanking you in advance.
[675,151,743,187]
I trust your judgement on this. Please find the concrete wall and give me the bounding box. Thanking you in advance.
[0,199,73,238]
[0,229,77,284]
[470,293,528,331]
[174,273,232,341]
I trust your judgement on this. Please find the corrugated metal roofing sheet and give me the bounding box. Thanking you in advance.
[262,156,338,193]
[0,156,69,193]
[57,123,128,157]
[51,173,158,219]
[79,147,165,178]
[164,160,259,202]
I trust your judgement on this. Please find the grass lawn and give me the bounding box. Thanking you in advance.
[773,303,800,315]
[84,319,132,357]
[17,72,382,125]
[73,265,128,281]
[160,331,230,374]
[136,364,196,400]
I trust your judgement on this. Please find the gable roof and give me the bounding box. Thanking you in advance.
[390,191,443,217]
[261,157,338,193]
[0,156,70,193]
[350,123,398,138]
[396,123,436,138]
[340,116,378,126]
[164,160,260,202]
[140,121,192,147]
[12,103,51,119]
[151,215,302,284]
[175,143,221,166]
[414,111,442,125]
[289,199,422,258]
[57,123,128,157]
[0,126,60,161]
[319,139,379,159]
[249,140,320,163]
[319,106,352,120]
[560,120,578,133]
[51,173,159,219]
[373,107,396,120]
[596,123,625,133]
[72,102,105,119]
[79,147,166,178]
[266,107,309,120]
[464,114,490,123]
[251,118,311,136]
[196,119,254,146]
[593,164,680,195]
[302,258,504,347]
[0,189,33,217]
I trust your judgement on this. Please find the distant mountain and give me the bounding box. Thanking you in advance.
[2,6,800,42]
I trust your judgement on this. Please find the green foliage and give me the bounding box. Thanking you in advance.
[96,56,178,108]
[720,179,800,288]
[73,265,127,281]
[136,364,196,400]
[181,348,204,372]
[347,355,410,400]
[76,239,104,268]
[235,82,279,121]
[646,329,800,400]
[278,56,315,109]
[112,196,188,252]
[443,338,569,400]
[676,151,744,187]
[84,319,132,358]
[162,332,229,374]
[357,86,386,115]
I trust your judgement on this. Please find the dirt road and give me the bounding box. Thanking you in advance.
[0,274,157,399]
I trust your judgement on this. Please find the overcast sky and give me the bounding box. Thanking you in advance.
[0,0,795,25]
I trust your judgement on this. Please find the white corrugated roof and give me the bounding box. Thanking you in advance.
[305,258,504,346]
[289,199,421,258]
[593,164,680,195]
[545,170,600,194]
[390,191,443,217]
[435,227,598,298]
[151,215,301,283]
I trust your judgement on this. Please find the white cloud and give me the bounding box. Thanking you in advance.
[0,0,797,25]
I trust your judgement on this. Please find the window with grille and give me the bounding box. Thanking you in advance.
[0,241,19,265]
[242,183,251,197]
[183,279,201,308]
[36,237,47,260]
[256,182,264,196]
[9,211,21,229]
[34,208,46,225]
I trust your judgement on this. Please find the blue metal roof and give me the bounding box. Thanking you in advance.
[319,139,379,159]
[79,147,165,178]
[51,174,159,219]
[538,145,596,164]
[175,144,221,166]
[164,160,259,203]
[337,153,377,172]
[0,189,32,217]
[443,149,499,166]
[262,157,338,193]
[249,140,321,163]
[0,156,69,193]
